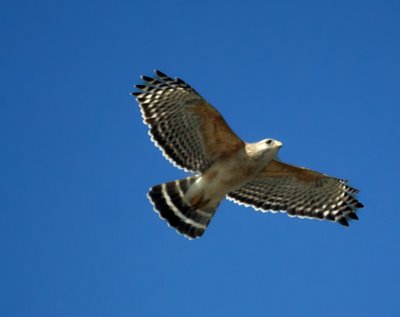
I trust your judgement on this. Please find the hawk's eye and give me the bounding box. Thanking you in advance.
[265,139,273,145]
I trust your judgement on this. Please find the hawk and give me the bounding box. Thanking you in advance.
[132,70,364,239]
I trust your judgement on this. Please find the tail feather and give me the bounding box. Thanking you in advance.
[148,176,218,239]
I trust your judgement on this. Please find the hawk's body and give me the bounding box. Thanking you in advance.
[132,70,363,239]
[185,141,281,209]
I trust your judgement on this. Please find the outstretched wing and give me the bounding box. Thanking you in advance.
[227,160,364,226]
[132,70,244,172]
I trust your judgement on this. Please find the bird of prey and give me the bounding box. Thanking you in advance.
[132,70,363,239]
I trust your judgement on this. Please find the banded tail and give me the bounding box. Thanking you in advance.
[148,176,219,239]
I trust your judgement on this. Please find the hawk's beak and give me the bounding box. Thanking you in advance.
[275,141,283,148]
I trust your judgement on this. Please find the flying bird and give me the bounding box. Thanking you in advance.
[132,70,363,239]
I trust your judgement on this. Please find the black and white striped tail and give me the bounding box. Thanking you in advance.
[148,176,218,239]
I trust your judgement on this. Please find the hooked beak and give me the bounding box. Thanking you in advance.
[275,141,283,148]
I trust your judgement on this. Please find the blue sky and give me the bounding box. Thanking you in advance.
[1,0,400,316]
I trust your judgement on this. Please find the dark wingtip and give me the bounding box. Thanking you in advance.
[135,84,146,90]
[141,75,154,82]
[347,212,359,220]
[176,77,184,83]
[155,69,167,78]
[337,217,349,227]
[355,202,364,209]
[131,91,141,97]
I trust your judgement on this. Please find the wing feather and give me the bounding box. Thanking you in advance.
[133,70,244,172]
[227,160,363,225]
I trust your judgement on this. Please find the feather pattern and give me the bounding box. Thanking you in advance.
[133,70,243,172]
[227,160,363,225]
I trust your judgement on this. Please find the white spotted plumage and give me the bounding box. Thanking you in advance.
[132,70,364,238]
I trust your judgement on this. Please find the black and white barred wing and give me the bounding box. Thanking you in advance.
[227,160,364,226]
[132,70,244,172]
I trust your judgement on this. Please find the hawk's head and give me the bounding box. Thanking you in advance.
[247,138,282,161]
[263,138,282,149]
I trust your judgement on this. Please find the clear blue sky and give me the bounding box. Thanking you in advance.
[1,0,400,316]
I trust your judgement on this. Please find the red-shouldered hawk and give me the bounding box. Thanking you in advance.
[132,70,364,239]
